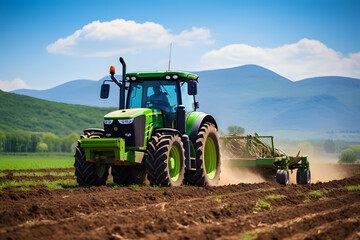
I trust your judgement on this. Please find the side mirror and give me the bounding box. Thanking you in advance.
[188,81,197,95]
[100,83,110,99]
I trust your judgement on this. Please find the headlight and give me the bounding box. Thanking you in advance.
[118,118,134,124]
[126,76,130,81]
[104,119,113,125]
[131,76,137,81]
[172,75,179,80]
[165,75,171,80]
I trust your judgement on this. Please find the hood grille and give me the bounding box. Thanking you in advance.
[104,115,146,147]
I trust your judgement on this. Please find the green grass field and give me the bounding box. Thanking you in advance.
[0,179,77,191]
[0,152,74,170]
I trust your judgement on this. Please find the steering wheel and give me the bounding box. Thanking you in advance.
[145,100,171,112]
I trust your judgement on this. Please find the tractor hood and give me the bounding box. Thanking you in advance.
[104,108,162,119]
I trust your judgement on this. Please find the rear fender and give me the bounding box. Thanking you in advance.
[186,112,218,141]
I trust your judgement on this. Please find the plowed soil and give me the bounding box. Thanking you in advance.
[1,165,360,240]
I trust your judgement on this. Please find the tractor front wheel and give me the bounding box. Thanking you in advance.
[185,123,221,186]
[146,132,185,187]
[74,132,109,186]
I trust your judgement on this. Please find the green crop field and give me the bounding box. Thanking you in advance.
[0,152,74,170]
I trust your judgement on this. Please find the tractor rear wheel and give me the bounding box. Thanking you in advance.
[111,165,146,185]
[146,132,185,187]
[74,132,109,186]
[185,123,221,186]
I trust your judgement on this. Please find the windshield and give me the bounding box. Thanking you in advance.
[127,80,179,113]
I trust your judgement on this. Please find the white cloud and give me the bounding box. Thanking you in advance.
[0,78,32,92]
[200,38,360,80]
[47,19,213,57]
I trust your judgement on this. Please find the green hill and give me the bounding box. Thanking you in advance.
[0,90,116,136]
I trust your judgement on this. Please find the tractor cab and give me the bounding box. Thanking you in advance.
[125,72,199,127]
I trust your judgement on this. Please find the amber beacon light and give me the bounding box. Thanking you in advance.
[110,65,115,74]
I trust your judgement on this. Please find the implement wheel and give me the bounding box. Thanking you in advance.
[296,169,311,185]
[111,165,146,185]
[74,132,109,186]
[146,132,185,187]
[276,169,289,186]
[185,123,221,186]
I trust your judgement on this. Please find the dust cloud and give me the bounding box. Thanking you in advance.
[309,163,349,182]
[219,152,266,185]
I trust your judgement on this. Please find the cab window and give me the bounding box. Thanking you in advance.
[181,82,194,112]
[127,80,178,113]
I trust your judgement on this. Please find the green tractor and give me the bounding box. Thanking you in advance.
[74,57,221,187]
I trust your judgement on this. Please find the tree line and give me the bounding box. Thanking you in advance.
[0,130,79,153]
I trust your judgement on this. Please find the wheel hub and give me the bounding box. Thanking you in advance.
[169,145,180,181]
[204,137,217,179]
[169,157,175,170]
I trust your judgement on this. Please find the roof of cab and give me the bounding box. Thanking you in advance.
[125,71,199,82]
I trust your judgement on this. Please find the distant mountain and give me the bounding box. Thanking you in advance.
[11,65,360,135]
[13,78,119,107]
[194,66,360,133]
[14,66,297,107]
[245,94,357,131]
[294,76,360,108]
[0,90,116,136]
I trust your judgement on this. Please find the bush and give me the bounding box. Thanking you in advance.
[349,145,360,158]
[227,125,245,135]
[338,148,357,163]
[36,142,48,152]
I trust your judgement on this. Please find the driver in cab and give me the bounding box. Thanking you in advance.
[147,86,170,111]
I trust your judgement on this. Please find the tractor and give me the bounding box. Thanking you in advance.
[74,57,221,187]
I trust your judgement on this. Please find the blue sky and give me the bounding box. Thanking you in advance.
[0,0,360,90]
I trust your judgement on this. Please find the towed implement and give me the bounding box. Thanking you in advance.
[74,57,221,187]
[220,133,311,185]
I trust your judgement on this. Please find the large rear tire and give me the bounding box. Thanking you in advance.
[146,132,185,187]
[185,123,221,186]
[74,132,109,186]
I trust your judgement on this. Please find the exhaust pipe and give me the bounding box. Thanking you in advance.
[119,57,126,110]
[108,57,127,110]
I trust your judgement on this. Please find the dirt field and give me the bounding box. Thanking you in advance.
[0,165,360,240]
